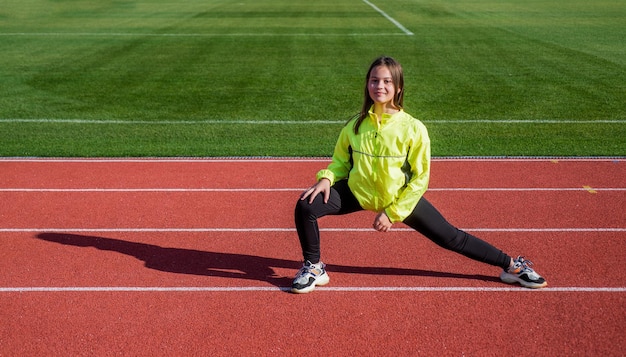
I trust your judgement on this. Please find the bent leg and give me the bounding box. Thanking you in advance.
[403,197,511,269]
[295,180,362,263]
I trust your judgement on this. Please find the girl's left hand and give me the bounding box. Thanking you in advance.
[373,212,392,232]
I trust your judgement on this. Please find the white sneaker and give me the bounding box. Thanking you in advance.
[500,256,547,288]
[291,261,330,294]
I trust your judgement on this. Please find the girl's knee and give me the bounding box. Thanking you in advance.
[295,198,317,218]
[438,230,467,252]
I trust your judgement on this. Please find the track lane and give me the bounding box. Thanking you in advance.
[0,231,623,288]
[0,190,623,229]
[1,158,623,188]
[0,288,623,356]
[1,158,624,356]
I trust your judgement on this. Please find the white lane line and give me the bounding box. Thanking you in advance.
[0,158,332,163]
[0,188,304,192]
[0,187,624,192]
[0,286,623,293]
[1,228,624,232]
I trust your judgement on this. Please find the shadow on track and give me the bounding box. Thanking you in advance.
[35,233,501,289]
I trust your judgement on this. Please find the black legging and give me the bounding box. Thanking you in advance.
[295,180,511,269]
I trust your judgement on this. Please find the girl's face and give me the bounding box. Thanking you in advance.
[367,65,398,108]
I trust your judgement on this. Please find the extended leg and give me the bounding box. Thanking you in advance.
[403,197,511,269]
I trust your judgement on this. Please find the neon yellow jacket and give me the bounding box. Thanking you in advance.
[316,108,430,223]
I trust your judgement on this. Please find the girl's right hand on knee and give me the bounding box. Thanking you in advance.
[300,178,331,204]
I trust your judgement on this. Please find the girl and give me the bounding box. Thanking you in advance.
[291,56,547,294]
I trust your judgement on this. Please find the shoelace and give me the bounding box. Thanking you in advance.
[517,257,535,272]
[299,263,324,278]
[297,264,316,277]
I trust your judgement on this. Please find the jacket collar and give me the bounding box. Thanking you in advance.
[367,106,404,124]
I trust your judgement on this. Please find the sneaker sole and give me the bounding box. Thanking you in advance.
[290,273,330,294]
[500,272,547,289]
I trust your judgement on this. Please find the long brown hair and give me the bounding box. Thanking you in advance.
[353,56,405,134]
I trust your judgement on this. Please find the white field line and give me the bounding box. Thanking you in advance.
[0,286,623,293]
[1,227,623,233]
[0,157,622,162]
[0,119,344,124]
[0,187,623,192]
[362,0,413,35]
[0,32,406,37]
[1,118,624,124]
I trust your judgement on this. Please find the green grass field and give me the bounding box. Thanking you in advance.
[1,0,624,157]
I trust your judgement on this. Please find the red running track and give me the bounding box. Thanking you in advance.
[0,158,624,356]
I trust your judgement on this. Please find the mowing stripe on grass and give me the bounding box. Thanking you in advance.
[1,119,624,125]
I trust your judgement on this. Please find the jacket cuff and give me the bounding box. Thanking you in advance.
[316,169,335,186]
[384,207,405,224]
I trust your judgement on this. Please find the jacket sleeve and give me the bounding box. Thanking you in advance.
[384,122,431,223]
[316,124,353,185]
